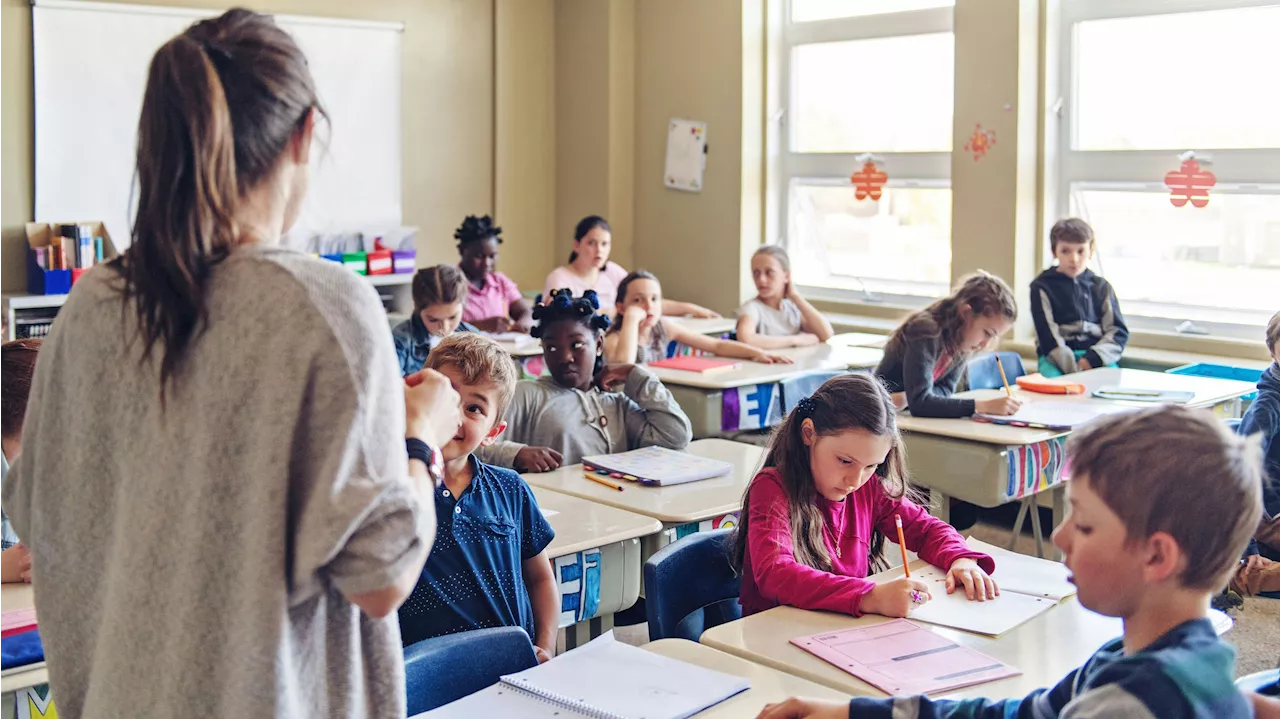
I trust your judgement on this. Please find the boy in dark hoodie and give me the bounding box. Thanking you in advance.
[1030,218,1128,377]
[1239,311,1280,570]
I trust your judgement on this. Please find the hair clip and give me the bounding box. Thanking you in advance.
[795,397,818,418]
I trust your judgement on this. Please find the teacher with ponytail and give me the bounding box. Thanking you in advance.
[3,10,459,717]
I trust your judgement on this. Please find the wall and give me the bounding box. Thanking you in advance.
[634,0,763,315]
[496,0,556,291]
[0,0,494,292]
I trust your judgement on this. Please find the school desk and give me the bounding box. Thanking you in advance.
[534,487,662,651]
[524,439,764,583]
[670,317,739,337]
[897,367,1257,556]
[1,584,52,717]
[651,337,885,439]
[700,559,1123,701]
[642,639,849,716]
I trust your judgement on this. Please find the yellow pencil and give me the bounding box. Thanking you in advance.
[585,472,624,492]
[994,355,1013,398]
[895,514,910,578]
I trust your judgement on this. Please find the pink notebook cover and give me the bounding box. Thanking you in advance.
[648,356,739,373]
[790,619,1020,696]
[1,608,38,638]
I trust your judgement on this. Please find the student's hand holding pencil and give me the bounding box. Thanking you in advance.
[975,396,1022,416]
[862,577,932,618]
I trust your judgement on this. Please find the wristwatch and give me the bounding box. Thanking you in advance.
[406,437,443,486]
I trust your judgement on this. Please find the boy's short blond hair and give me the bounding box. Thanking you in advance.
[1267,310,1280,356]
[425,333,519,423]
[1068,405,1263,590]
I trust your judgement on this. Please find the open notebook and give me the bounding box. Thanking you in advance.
[973,401,1135,431]
[417,631,750,719]
[582,446,733,487]
[904,562,1058,637]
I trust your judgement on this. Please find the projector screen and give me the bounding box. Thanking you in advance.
[33,0,403,248]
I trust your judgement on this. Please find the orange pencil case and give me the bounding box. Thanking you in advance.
[1015,373,1086,394]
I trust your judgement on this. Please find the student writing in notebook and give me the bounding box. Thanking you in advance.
[543,215,719,316]
[736,246,835,349]
[391,264,478,376]
[477,289,693,472]
[755,405,1265,719]
[875,271,1021,418]
[397,334,559,662]
[1,339,41,584]
[455,214,534,333]
[730,373,997,620]
[605,270,792,365]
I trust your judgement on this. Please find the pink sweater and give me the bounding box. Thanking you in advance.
[739,468,994,617]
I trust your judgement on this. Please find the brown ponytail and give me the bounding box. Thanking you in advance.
[118,9,322,397]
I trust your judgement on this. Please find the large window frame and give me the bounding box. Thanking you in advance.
[777,2,955,306]
[1053,0,1280,341]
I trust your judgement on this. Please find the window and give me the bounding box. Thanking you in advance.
[1056,0,1280,336]
[779,1,954,301]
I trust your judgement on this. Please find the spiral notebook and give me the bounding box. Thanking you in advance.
[417,631,750,719]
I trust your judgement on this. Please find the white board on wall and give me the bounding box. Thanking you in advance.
[33,0,403,248]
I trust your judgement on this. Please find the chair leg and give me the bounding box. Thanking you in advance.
[1008,499,1030,552]
[1029,499,1046,559]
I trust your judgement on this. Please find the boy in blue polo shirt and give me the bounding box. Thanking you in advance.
[752,405,1263,719]
[397,333,558,662]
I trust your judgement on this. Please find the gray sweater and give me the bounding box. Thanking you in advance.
[3,248,430,718]
[478,367,693,468]
[875,315,976,418]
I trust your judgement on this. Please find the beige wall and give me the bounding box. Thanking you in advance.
[634,0,762,315]
[496,0,556,291]
[0,0,494,292]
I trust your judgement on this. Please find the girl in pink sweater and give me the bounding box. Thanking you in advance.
[731,373,999,618]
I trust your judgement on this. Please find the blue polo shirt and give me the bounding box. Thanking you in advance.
[398,456,555,647]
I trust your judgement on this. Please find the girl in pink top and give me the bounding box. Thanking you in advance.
[731,372,998,619]
[456,215,534,333]
[543,216,719,317]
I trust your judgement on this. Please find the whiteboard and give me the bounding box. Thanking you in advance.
[33,0,403,248]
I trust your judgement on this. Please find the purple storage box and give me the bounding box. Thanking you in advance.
[392,250,416,274]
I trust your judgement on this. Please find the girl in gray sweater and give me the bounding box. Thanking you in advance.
[478,289,693,473]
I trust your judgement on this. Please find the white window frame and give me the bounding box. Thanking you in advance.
[1052,0,1280,341]
[777,2,954,306]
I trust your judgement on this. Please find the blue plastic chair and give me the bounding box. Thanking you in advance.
[645,528,742,642]
[403,627,539,714]
[966,352,1026,391]
[779,370,847,415]
[1236,668,1279,696]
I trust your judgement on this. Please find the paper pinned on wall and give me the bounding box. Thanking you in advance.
[664,118,707,192]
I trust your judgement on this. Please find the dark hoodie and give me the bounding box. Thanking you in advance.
[1240,363,1280,519]
[1029,267,1128,374]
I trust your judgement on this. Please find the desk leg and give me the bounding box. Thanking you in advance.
[1050,485,1067,560]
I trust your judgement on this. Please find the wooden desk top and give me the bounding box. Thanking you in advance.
[673,317,740,336]
[642,639,849,716]
[648,342,883,390]
[896,367,1256,446]
[535,487,662,556]
[523,439,765,524]
[700,561,1122,701]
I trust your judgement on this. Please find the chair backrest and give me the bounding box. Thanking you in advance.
[967,352,1026,391]
[1236,668,1279,696]
[644,528,742,642]
[403,626,539,714]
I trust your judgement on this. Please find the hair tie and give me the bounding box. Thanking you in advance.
[796,397,818,418]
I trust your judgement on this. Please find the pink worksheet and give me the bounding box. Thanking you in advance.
[791,619,1020,696]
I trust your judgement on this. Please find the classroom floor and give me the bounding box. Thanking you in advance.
[613,512,1280,680]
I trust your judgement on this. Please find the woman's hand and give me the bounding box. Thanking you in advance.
[946,558,999,601]
[404,368,461,448]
